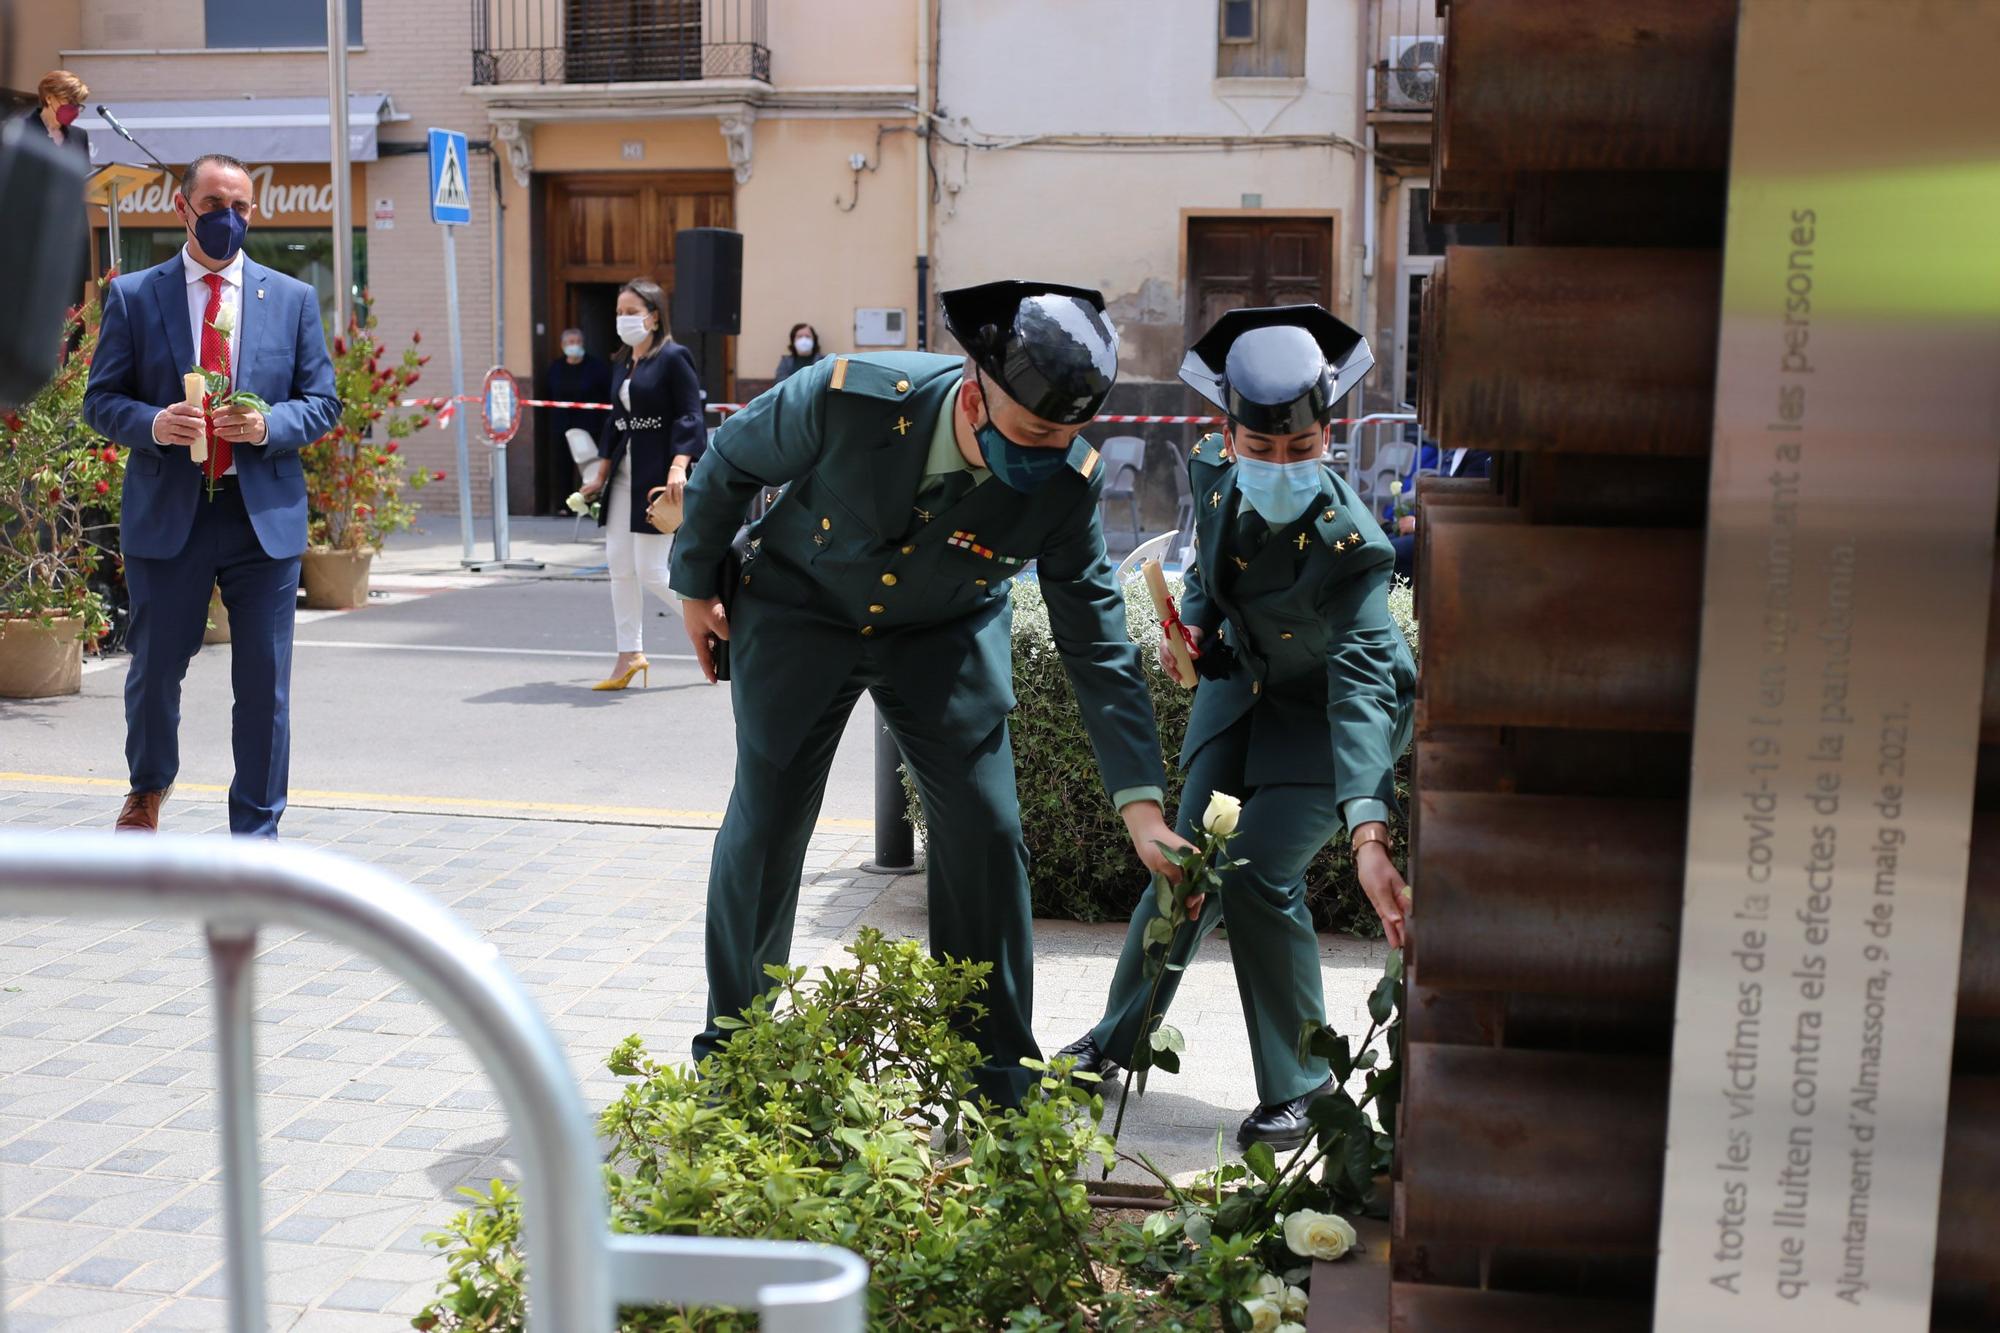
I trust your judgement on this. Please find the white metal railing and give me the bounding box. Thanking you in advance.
[0,834,868,1333]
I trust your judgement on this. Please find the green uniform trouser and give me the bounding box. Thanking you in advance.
[692,644,1038,1108]
[1087,715,1347,1107]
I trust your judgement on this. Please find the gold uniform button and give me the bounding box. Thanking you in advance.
[881,573,898,587]
[900,545,915,555]
[1280,632,1294,640]
[894,379,911,392]
[821,517,831,531]
[869,603,886,614]
[741,574,751,586]
[860,625,875,637]
[974,578,988,587]
[1252,681,1261,694]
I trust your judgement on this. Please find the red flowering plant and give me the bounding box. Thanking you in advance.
[0,289,122,639]
[300,301,438,551]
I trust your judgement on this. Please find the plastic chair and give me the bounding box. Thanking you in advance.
[1097,435,1146,545]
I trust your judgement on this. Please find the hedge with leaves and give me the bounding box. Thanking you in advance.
[911,575,1416,936]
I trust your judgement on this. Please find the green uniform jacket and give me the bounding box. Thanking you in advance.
[668,351,1166,801]
[1177,434,1415,804]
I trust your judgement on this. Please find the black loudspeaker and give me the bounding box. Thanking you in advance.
[672,227,743,334]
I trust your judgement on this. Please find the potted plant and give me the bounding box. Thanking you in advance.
[298,303,437,609]
[0,292,121,698]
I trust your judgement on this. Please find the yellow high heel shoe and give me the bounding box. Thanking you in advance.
[592,656,649,691]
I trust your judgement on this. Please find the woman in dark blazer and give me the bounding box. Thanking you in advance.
[579,277,705,690]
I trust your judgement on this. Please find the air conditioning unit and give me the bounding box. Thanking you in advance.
[1383,35,1443,111]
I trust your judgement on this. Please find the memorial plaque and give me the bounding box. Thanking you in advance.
[1655,2,2000,1329]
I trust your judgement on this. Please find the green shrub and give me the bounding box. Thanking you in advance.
[414,931,1292,1332]
[913,575,1416,936]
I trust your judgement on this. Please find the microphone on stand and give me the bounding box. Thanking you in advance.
[94,105,177,182]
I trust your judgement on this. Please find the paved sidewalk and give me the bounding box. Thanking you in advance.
[0,784,1383,1330]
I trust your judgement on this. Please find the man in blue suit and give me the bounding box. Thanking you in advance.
[84,154,340,836]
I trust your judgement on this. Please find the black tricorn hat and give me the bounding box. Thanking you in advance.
[939,280,1119,426]
[1179,305,1373,434]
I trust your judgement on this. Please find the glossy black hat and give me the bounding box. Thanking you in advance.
[1179,305,1373,434]
[939,280,1120,426]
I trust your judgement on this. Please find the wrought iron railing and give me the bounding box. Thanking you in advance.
[472,0,770,86]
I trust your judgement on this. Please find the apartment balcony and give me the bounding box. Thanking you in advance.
[1371,0,1443,168]
[471,0,770,87]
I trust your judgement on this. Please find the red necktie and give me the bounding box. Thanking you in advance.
[199,272,233,480]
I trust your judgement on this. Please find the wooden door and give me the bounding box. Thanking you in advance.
[1185,216,1336,345]
[543,170,735,377]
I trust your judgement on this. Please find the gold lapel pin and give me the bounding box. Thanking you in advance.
[893,416,912,435]
[1295,532,1310,551]
[1210,491,1221,508]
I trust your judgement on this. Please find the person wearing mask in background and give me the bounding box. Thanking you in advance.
[578,278,705,691]
[541,326,611,510]
[83,154,341,835]
[772,322,821,382]
[20,70,91,165]
[1058,305,1415,1149]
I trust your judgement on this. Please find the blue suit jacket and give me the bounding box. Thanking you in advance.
[84,253,341,561]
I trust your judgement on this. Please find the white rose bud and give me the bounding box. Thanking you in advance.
[1282,1284,1310,1319]
[1283,1208,1357,1262]
[1390,479,1403,496]
[1240,1296,1283,1333]
[1254,1273,1286,1300]
[1202,790,1242,838]
[565,491,589,515]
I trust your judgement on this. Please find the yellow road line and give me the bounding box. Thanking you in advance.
[0,773,873,831]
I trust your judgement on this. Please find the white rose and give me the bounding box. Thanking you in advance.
[1253,1273,1286,1300]
[1283,1209,1357,1261]
[1277,1324,1308,1333]
[1281,1284,1310,1319]
[1389,479,1403,496]
[1202,790,1242,838]
[565,491,589,515]
[1240,1296,1283,1333]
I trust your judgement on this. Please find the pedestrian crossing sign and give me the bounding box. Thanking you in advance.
[428,128,472,226]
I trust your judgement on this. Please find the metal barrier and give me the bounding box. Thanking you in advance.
[0,834,869,1333]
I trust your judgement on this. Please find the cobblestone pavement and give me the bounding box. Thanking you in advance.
[0,783,1384,1330]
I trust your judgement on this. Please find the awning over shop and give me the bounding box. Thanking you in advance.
[76,94,402,167]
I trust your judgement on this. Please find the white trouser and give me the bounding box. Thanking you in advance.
[605,456,674,654]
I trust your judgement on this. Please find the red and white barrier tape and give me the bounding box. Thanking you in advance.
[397,397,1386,429]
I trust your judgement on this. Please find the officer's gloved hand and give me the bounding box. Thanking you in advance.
[1192,632,1237,681]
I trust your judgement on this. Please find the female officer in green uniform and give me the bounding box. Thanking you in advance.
[1059,305,1415,1149]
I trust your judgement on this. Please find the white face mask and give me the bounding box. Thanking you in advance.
[616,314,652,347]
[793,335,816,357]
[561,342,584,360]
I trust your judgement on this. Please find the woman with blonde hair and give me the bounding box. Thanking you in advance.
[22,70,92,164]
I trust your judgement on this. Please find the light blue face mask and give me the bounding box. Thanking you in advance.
[1234,456,1328,526]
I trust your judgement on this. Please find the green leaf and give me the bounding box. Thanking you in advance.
[223,391,272,412]
[1385,947,1405,981]
[1148,1024,1185,1054]
[1367,974,1397,1026]
[1243,1141,1278,1184]
[1152,1047,1180,1075]
[1143,916,1175,950]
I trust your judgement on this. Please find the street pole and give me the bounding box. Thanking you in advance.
[443,223,476,562]
[859,720,922,877]
[325,0,352,333]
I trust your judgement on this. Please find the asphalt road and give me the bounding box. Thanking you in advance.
[0,573,880,825]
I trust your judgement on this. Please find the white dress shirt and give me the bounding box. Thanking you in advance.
[151,244,251,469]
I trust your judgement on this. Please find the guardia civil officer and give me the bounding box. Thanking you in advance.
[1058,306,1416,1148]
[670,281,1189,1107]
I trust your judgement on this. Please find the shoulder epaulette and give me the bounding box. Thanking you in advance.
[824,355,919,402]
[1067,437,1101,480]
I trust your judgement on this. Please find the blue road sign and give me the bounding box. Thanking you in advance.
[428,128,472,226]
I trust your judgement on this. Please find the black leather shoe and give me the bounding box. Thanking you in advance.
[1055,1032,1121,1082]
[1236,1077,1336,1150]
